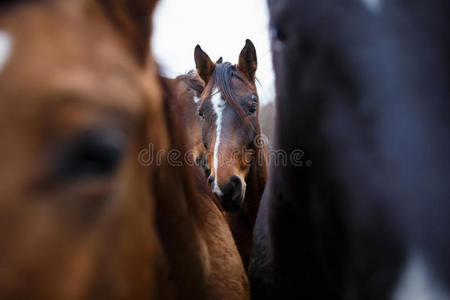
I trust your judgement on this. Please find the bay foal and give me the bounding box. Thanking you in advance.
[195,40,268,269]
[0,0,248,299]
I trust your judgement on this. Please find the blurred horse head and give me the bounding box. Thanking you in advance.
[0,0,164,298]
[250,0,450,299]
[0,1,250,299]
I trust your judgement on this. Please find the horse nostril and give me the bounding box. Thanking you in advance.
[208,175,215,186]
[229,175,242,189]
[220,175,243,212]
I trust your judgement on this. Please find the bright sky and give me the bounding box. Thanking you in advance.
[152,0,275,105]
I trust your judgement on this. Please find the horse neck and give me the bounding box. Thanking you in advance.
[155,76,209,299]
[242,144,268,227]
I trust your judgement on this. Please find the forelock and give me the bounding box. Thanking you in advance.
[210,62,249,120]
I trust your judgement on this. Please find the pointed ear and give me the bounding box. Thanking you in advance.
[194,45,216,84]
[216,57,223,64]
[96,0,159,65]
[237,39,257,82]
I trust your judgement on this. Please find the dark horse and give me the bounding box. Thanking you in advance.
[250,0,449,299]
[195,40,268,269]
[0,0,249,299]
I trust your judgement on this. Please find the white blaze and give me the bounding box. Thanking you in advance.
[211,88,225,196]
[394,251,449,300]
[0,31,12,73]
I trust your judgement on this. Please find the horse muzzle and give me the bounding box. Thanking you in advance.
[217,175,245,212]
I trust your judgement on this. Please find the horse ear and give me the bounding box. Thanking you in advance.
[216,57,223,64]
[194,45,216,85]
[237,39,257,82]
[96,0,159,65]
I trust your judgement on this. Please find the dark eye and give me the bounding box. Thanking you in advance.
[271,25,287,43]
[249,103,257,114]
[198,110,205,119]
[53,129,125,182]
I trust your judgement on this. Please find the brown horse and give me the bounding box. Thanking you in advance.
[0,0,248,299]
[170,59,222,174]
[194,40,268,269]
[170,71,205,159]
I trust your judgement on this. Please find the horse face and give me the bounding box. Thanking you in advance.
[196,40,259,211]
[0,1,164,299]
[200,76,259,211]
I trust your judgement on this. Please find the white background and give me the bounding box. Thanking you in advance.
[152,0,275,104]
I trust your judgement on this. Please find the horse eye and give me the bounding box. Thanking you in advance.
[271,25,287,43]
[198,110,205,119]
[53,129,125,182]
[249,103,257,114]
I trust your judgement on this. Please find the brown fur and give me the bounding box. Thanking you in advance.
[170,71,205,158]
[195,41,268,270]
[0,0,249,299]
[156,77,249,299]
